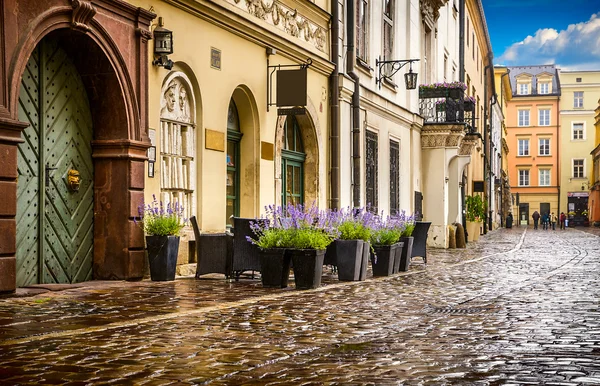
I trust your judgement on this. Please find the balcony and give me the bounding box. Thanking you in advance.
[418,88,477,132]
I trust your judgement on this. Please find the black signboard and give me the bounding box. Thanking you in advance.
[276,69,307,107]
[277,107,306,116]
[473,180,484,192]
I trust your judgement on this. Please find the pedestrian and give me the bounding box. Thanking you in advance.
[551,212,557,230]
[532,210,540,229]
[560,212,566,229]
[506,212,513,229]
[541,212,549,230]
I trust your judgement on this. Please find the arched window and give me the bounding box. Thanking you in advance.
[282,115,305,205]
[226,99,242,224]
[160,74,196,221]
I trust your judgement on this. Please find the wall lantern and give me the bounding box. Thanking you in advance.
[375,57,420,90]
[152,17,174,70]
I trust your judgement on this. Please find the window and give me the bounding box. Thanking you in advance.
[538,109,550,126]
[382,0,393,76]
[539,169,550,186]
[226,99,242,224]
[356,0,369,61]
[539,82,549,94]
[443,54,448,81]
[389,139,400,215]
[518,139,530,156]
[576,77,582,82]
[539,138,550,155]
[160,75,196,222]
[466,19,469,46]
[365,131,378,212]
[282,115,305,206]
[573,123,584,140]
[574,91,584,108]
[573,159,584,178]
[518,110,530,126]
[518,83,529,95]
[519,170,530,186]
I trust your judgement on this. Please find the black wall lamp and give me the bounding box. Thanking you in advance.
[152,17,174,70]
[375,57,420,90]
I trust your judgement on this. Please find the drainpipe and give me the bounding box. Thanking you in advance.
[483,54,496,233]
[459,0,466,240]
[347,0,361,208]
[330,0,340,210]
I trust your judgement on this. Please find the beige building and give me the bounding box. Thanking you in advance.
[559,70,600,224]
[494,66,513,224]
[128,0,334,262]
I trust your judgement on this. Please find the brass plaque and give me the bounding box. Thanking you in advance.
[211,47,221,70]
[261,141,274,161]
[205,129,225,152]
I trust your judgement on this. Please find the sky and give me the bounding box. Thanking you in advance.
[481,0,600,70]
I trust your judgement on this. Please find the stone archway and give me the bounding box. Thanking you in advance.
[274,97,322,207]
[0,0,154,291]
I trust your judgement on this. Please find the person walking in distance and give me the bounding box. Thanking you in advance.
[560,212,566,229]
[532,210,540,230]
[551,212,558,230]
[541,212,549,230]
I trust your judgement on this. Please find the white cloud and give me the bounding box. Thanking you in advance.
[497,13,600,70]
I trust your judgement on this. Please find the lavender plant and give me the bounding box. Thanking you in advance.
[247,203,337,250]
[331,207,376,241]
[136,195,186,236]
[369,214,403,246]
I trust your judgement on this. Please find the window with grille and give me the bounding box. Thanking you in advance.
[365,131,378,213]
[518,110,530,126]
[572,123,584,140]
[539,169,550,186]
[574,91,584,108]
[539,109,550,126]
[573,159,584,178]
[519,170,530,186]
[518,139,529,156]
[539,82,549,94]
[357,0,369,61]
[383,0,394,74]
[539,138,550,155]
[389,139,399,215]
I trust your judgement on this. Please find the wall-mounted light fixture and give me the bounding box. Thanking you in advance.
[375,57,420,90]
[152,17,174,70]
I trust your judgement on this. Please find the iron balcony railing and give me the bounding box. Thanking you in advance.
[418,88,477,133]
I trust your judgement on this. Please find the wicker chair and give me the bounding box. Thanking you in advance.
[190,216,233,278]
[410,221,431,264]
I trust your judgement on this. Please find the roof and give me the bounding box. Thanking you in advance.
[507,65,561,97]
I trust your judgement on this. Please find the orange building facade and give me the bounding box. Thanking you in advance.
[506,66,561,225]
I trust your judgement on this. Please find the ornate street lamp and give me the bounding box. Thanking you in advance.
[375,57,420,90]
[152,18,174,70]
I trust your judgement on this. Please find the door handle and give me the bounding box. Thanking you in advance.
[45,165,58,186]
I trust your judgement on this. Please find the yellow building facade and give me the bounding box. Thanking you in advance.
[128,0,333,263]
[559,71,600,225]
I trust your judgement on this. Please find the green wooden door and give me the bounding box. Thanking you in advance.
[16,38,94,286]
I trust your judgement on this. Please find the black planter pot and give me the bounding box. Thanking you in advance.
[258,248,291,288]
[289,249,325,289]
[146,235,180,281]
[324,242,337,266]
[392,241,404,273]
[398,237,414,272]
[371,244,399,277]
[335,240,366,281]
[360,242,370,280]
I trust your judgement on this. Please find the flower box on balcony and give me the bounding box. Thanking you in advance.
[464,100,475,111]
[419,82,466,99]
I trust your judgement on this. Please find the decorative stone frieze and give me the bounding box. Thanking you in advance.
[71,0,97,32]
[459,134,480,155]
[421,125,465,149]
[228,0,326,52]
[420,0,448,27]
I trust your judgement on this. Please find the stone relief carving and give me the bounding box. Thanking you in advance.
[161,78,191,123]
[71,0,97,32]
[228,0,326,52]
[420,0,448,24]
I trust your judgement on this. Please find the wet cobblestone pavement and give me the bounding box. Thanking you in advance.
[1,227,600,384]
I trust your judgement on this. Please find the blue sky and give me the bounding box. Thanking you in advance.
[481,0,600,70]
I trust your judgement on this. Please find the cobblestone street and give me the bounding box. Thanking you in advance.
[1,227,600,385]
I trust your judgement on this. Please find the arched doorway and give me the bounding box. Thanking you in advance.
[281,115,305,206]
[16,36,94,285]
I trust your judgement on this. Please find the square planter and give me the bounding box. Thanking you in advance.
[335,239,367,281]
[146,235,180,281]
[289,249,325,290]
[258,248,291,288]
[398,237,414,272]
[371,243,399,277]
